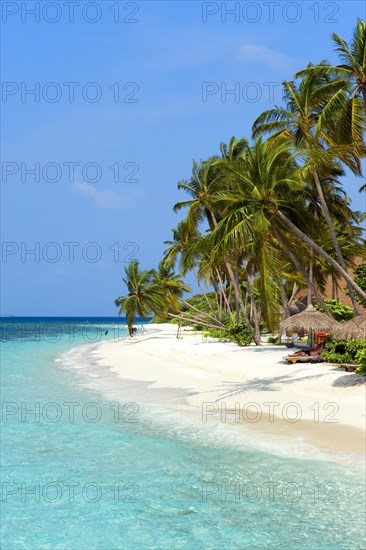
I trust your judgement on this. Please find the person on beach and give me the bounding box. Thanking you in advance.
[289,344,322,357]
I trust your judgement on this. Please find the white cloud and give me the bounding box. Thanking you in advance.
[72,181,141,210]
[238,44,292,71]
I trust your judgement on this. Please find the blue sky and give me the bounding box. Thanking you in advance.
[1,1,365,316]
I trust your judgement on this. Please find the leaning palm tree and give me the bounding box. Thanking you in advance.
[174,150,251,322]
[252,73,362,312]
[163,220,199,272]
[320,219,363,301]
[153,261,192,313]
[190,138,365,321]
[189,137,299,338]
[157,259,228,329]
[115,261,166,334]
[163,220,214,313]
[302,160,361,304]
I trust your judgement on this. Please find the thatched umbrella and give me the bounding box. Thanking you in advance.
[279,305,338,347]
[289,299,306,316]
[330,312,366,341]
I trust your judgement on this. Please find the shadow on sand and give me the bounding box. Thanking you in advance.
[201,372,325,401]
[332,373,366,387]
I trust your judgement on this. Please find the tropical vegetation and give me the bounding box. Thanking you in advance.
[322,339,366,372]
[353,264,366,304]
[315,299,355,322]
[115,21,366,352]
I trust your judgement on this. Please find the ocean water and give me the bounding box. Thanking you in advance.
[1,317,365,550]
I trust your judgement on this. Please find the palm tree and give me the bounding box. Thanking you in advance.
[153,261,191,314]
[114,261,166,334]
[320,219,363,301]
[163,220,199,271]
[252,74,362,312]
[274,209,366,302]
[302,161,361,305]
[296,20,366,113]
[193,137,299,336]
[163,220,215,313]
[173,159,220,233]
[196,255,233,319]
[295,20,366,172]
[174,151,250,323]
[193,138,366,317]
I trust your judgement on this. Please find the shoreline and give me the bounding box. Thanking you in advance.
[66,323,366,465]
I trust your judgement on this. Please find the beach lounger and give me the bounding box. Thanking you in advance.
[337,363,358,373]
[284,354,323,364]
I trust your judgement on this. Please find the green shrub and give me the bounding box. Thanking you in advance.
[228,322,253,346]
[205,322,253,346]
[315,300,354,323]
[169,318,180,324]
[355,349,366,375]
[322,339,366,366]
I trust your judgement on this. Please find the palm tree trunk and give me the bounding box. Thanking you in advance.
[277,276,291,319]
[244,281,249,313]
[311,168,359,314]
[227,287,232,314]
[274,228,333,316]
[213,282,221,320]
[307,251,314,306]
[192,269,215,314]
[235,261,240,323]
[216,268,232,315]
[218,281,223,320]
[181,299,225,327]
[275,211,366,303]
[226,262,249,323]
[288,282,298,306]
[308,203,317,307]
[247,273,261,345]
[209,210,249,325]
[167,313,227,332]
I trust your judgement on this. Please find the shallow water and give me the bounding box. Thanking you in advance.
[1,318,365,549]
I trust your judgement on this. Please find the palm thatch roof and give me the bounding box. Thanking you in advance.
[279,305,338,336]
[288,299,306,315]
[330,313,366,341]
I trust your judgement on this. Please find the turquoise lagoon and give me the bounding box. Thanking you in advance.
[1,318,365,550]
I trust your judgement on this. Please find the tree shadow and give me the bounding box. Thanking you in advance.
[202,372,325,401]
[332,374,366,387]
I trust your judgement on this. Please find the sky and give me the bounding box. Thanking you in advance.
[1,0,365,316]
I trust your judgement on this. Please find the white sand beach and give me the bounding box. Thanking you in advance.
[89,324,366,463]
